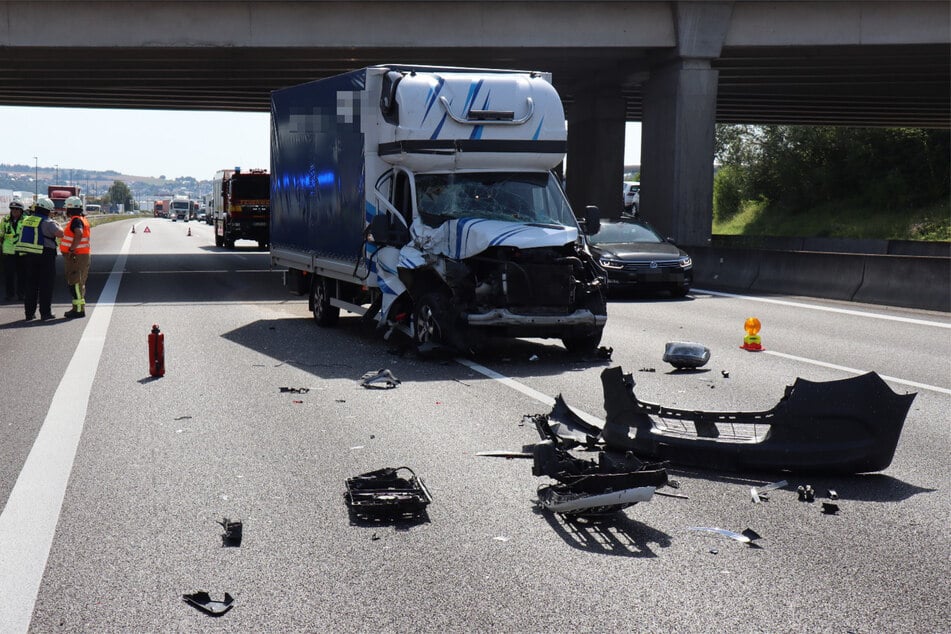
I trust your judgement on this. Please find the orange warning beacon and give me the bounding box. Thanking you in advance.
[740,316,764,351]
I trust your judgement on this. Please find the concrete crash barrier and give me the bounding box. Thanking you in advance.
[752,250,864,300]
[854,254,951,312]
[689,246,759,290]
[691,245,950,312]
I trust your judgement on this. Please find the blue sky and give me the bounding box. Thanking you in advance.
[0,106,642,180]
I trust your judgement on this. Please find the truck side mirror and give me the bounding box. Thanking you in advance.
[582,205,601,235]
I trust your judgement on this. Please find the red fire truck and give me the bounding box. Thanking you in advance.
[48,185,81,213]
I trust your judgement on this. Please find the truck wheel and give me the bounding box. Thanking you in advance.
[562,331,603,354]
[311,277,340,327]
[413,293,448,347]
[225,238,235,249]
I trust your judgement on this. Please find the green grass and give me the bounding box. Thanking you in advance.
[713,198,951,241]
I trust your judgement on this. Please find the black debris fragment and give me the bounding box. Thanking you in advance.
[360,369,401,389]
[218,518,243,547]
[596,346,613,360]
[822,502,841,515]
[182,591,234,617]
[345,467,432,520]
[638,367,656,373]
[280,387,310,394]
[662,341,711,369]
[798,485,816,502]
[721,370,730,378]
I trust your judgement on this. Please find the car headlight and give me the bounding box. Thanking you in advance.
[679,256,692,269]
[599,258,625,270]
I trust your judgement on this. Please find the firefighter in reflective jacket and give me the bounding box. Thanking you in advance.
[60,196,90,319]
[16,198,64,321]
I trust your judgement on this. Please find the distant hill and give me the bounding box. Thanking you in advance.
[0,163,209,199]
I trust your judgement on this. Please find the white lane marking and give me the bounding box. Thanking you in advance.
[455,358,606,427]
[694,288,951,329]
[764,350,950,395]
[0,231,132,633]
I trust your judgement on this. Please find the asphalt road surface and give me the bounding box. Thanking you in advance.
[1,218,948,633]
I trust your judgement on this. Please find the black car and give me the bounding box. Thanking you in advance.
[587,217,692,296]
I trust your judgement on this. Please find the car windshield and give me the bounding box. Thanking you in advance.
[415,172,576,227]
[588,220,664,245]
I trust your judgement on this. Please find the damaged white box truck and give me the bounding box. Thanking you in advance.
[270,65,607,353]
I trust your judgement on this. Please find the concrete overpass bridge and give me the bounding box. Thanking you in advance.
[1,1,948,247]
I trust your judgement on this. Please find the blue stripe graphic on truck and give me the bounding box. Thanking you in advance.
[431,112,448,140]
[533,117,544,140]
[422,77,446,125]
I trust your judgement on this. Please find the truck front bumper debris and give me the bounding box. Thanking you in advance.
[534,367,914,474]
[464,308,607,328]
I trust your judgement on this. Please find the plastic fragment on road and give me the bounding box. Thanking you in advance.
[182,591,234,616]
[360,368,401,389]
[751,479,788,503]
[344,467,432,520]
[219,518,243,547]
[662,341,711,369]
[688,526,763,548]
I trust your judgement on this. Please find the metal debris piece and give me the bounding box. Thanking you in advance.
[798,485,816,502]
[721,370,730,378]
[688,526,763,548]
[360,369,401,389]
[662,341,711,369]
[182,591,235,617]
[828,489,839,500]
[279,387,310,393]
[531,440,667,518]
[344,467,432,519]
[751,479,788,503]
[598,366,915,474]
[821,502,840,515]
[218,518,243,547]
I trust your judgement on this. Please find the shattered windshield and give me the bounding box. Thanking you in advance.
[415,172,577,228]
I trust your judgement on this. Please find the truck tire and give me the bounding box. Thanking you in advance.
[413,292,448,347]
[225,238,235,249]
[311,276,340,326]
[562,331,603,354]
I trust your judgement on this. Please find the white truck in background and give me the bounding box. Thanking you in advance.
[270,65,607,353]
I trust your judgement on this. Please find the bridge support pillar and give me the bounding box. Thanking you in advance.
[640,0,733,247]
[566,90,626,221]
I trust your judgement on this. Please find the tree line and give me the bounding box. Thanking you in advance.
[713,126,950,224]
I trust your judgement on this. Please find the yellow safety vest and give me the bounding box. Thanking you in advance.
[1,215,21,255]
[14,215,44,255]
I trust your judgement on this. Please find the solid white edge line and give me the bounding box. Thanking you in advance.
[764,350,950,395]
[0,231,132,633]
[694,288,951,329]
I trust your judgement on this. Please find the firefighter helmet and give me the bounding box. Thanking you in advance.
[65,196,84,211]
[34,198,55,213]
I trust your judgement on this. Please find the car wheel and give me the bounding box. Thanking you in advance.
[311,276,340,326]
[671,285,690,298]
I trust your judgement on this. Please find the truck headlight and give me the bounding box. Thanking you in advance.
[679,256,692,269]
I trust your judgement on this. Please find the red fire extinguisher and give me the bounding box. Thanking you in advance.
[149,324,165,377]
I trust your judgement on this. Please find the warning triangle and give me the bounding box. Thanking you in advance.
[144,226,151,233]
